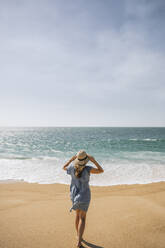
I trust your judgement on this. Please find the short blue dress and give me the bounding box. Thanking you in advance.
[67,163,92,212]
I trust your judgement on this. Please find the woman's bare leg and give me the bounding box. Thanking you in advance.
[75,210,80,235]
[77,210,86,247]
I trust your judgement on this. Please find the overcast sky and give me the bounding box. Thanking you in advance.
[0,0,165,127]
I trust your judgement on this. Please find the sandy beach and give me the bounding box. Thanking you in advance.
[0,182,165,248]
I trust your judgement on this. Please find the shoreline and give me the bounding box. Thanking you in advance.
[0,181,165,247]
[1,178,165,187]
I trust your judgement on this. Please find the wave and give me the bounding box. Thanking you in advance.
[129,138,160,141]
[0,155,60,161]
[0,156,165,186]
[0,156,32,160]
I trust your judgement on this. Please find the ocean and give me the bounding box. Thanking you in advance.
[0,127,165,186]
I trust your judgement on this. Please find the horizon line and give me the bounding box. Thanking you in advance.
[0,126,165,128]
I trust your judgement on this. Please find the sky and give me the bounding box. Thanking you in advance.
[0,0,165,127]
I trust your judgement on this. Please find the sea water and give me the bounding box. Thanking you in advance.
[0,127,165,186]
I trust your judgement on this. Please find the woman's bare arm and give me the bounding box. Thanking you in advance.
[87,155,104,174]
[63,155,77,170]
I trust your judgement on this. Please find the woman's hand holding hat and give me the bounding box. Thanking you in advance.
[87,154,104,173]
[87,154,95,163]
[70,155,77,162]
[63,155,77,171]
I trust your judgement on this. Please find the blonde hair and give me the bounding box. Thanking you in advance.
[74,164,86,178]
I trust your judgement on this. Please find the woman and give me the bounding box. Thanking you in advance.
[63,150,104,247]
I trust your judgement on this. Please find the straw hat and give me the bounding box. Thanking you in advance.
[74,150,89,167]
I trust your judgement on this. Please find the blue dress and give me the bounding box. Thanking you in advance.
[67,163,92,212]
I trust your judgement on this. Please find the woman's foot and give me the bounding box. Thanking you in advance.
[77,241,83,247]
[77,239,83,247]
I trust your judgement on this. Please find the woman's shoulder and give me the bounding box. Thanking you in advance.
[66,163,75,175]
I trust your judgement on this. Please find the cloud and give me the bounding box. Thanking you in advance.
[0,0,164,126]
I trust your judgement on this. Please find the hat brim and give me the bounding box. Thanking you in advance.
[74,156,89,166]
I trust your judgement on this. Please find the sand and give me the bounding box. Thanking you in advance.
[0,181,165,248]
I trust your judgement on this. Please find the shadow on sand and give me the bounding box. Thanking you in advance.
[82,239,104,248]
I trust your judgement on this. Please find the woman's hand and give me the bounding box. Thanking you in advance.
[70,155,77,162]
[87,154,95,163]
[87,154,104,174]
[62,155,77,171]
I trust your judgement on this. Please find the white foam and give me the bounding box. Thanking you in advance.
[129,138,158,141]
[0,157,165,186]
